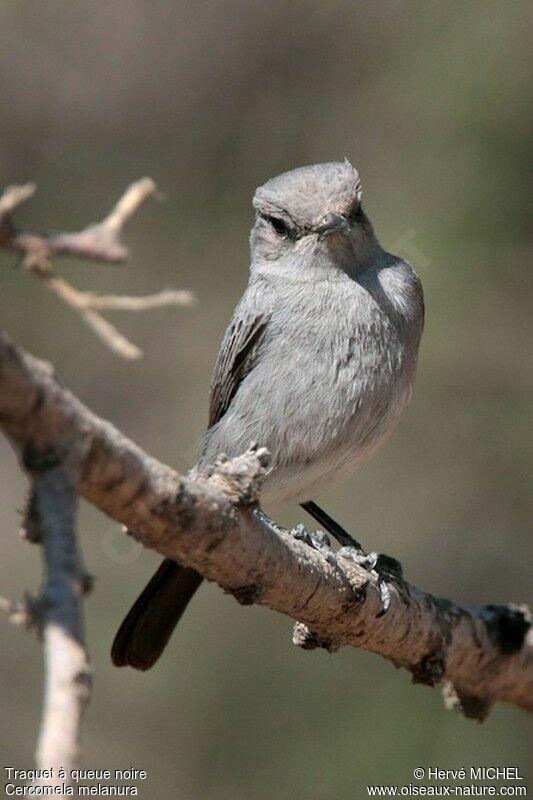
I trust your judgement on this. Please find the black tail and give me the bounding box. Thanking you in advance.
[111,559,204,670]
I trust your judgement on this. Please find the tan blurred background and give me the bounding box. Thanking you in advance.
[1,1,532,797]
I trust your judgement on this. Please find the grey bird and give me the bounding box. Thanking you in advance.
[111,160,424,670]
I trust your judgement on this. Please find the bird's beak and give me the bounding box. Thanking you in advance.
[315,212,350,238]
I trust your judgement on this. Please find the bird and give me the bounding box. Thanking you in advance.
[111,160,424,670]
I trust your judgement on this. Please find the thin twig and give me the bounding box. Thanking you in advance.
[71,305,143,361]
[0,183,36,223]
[86,288,195,311]
[0,595,34,628]
[40,278,195,360]
[0,180,195,359]
[0,178,157,265]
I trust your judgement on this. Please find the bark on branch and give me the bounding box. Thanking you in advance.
[0,330,531,721]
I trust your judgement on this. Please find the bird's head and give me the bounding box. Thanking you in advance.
[250,160,379,274]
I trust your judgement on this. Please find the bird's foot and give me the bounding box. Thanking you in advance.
[337,547,403,616]
[257,506,403,616]
[337,546,378,571]
[292,524,330,551]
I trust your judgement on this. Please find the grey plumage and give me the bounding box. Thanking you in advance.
[201,160,423,505]
[112,160,424,669]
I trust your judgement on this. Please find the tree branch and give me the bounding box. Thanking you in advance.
[0,329,531,719]
[0,181,195,359]
[1,450,90,786]
[0,179,154,263]
[32,467,91,785]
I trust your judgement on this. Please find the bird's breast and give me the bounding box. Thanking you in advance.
[260,274,420,506]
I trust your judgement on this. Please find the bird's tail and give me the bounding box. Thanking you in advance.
[111,558,204,670]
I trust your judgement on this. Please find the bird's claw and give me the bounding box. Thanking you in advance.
[289,515,403,618]
[374,552,403,580]
[309,529,331,550]
[375,579,391,617]
[292,524,331,553]
[373,553,403,617]
[337,546,403,618]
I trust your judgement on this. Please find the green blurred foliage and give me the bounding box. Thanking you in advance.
[0,1,531,797]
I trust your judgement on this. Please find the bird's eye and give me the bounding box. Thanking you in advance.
[266,215,290,238]
[346,202,364,224]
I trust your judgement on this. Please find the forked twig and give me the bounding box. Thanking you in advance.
[0,179,195,359]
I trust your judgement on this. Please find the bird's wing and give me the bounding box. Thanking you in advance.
[208,299,270,428]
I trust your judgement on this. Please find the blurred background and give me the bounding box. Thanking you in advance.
[1,1,531,797]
